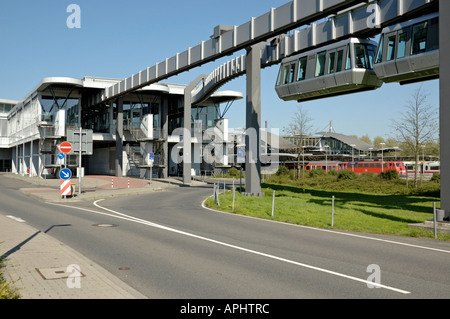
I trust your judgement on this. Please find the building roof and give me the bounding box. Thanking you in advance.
[317,131,375,152]
[261,131,297,150]
[317,131,402,153]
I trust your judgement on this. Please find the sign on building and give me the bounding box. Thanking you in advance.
[66,128,93,155]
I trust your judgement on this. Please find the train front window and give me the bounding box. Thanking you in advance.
[276,67,283,86]
[354,44,376,69]
[345,44,351,69]
[366,45,376,68]
[375,35,384,63]
[280,63,295,85]
[285,63,296,84]
[412,21,428,55]
[297,57,307,81]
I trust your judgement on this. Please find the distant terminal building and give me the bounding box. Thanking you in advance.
[283,130,404,165]
[0,77,242,178]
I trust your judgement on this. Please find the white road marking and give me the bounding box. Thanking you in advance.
[202,199,450,255]
[6,215,26,223]
[49,200,411,295]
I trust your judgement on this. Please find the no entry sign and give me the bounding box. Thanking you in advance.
[59,142,72,153]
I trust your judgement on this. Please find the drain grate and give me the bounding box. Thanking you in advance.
[36,267,85,280]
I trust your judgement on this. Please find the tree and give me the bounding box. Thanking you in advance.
[359,134,372,145]
[373,136,386,148]
[284,105,313,179]
[391,87,438,187]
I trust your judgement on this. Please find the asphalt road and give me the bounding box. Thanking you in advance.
[1,175,449,299]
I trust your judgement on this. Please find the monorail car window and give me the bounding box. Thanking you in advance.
[355,44,367,68]
[297,57,307,81]
[276,67,283,86]
[387,35,396,61]
[315,51,326,77]
[284,63,296,84]
[354,44,376,69]
[345,44,351,70]
[336,49,344,72]
[375,35,384,64]
[427,17,439,51]
[397,32,408,59]
[328,51,336,74]
[367,45,376,68]
[411,21,428,55]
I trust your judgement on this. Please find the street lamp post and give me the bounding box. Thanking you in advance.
[351,144,355,171]
[324,145,329,173]
[380,142,386,172]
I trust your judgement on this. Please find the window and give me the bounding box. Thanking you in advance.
[297,57,307,81]
[411,21,428,55]
[345,45,351,69]
[328,52,336,74]
[397,32,408,58]
[427,17,439,51]
[280,63,296,84]
[315,51,326,76]
[353,44,375,69]
[276,67,283,86]
[354,44,367,68]
[336,50,344,72]
[375,35,384,63]
[366,45,376,69]
[387,35,396,61]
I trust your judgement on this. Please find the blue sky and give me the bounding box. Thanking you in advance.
[0,0,439,141]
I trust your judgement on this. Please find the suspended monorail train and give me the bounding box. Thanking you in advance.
[275,38,382,102]
[275,12,439,101]
[373,12,439,85]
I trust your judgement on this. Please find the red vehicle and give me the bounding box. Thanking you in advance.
[305,161,346,172]
[345,161,406,175]
[305,161,406,175]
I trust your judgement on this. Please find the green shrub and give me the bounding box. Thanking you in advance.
[337,170,356,180]
[309,168,326,178]
[276,166,290,176]
[379,169,399,180]
[228,167,240,177]
[430,173,440,183]
[328,170,339,176]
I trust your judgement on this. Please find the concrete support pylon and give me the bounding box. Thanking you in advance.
[244,43,264,197]
[183,74,207,184]
[440,1,450,220]
[115,96,123,177]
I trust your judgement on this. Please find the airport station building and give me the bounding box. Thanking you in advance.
[0,77,243,179]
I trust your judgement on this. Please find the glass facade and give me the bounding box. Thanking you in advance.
[0,103,13,113]
[41,96,79,125]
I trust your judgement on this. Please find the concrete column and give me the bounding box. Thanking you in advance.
[22,142,25,176]
[183,74,206,184]
[29,139,33,177]
[160,96,169,178]
[116,96,124,177]
[244,44,264,197]
[440,2,450,219]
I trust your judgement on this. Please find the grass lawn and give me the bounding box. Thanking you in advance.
[204,181,450,241]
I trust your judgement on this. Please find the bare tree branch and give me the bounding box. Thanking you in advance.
[390,86,438,187]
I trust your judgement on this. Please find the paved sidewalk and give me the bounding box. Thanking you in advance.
[0,173,208,299]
